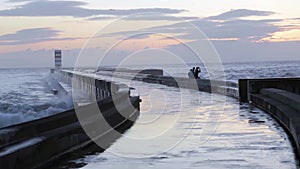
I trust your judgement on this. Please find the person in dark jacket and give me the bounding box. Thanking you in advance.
[194,67,201,79]
[188,67,195,78]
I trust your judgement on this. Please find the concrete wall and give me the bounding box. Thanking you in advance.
[238,78,300,159]
[97,70,239,98]
[0,70,140,169]
[250,89,300,158]
[97,68,163,76]
[58,70,120,101]
[239,78,300,102]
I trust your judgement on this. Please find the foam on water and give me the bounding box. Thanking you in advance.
[0,68,73,128]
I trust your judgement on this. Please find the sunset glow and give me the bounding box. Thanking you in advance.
[0,0,299,67]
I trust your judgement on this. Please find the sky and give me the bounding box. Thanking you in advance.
[0,0,299,67]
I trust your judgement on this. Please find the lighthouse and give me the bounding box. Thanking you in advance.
[54,50,62,69]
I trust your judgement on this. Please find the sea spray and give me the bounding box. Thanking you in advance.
[0,71,74,128]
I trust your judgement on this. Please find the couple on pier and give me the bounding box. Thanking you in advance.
[188,67,201,79]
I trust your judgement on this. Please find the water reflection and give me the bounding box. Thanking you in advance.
[67,79,297,169]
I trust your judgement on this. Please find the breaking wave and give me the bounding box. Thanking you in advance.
[0,70,73,128]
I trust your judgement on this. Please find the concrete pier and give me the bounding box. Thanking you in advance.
[0,70,140,169]
[239,78,300,158]
[96,69,239,98]
[239,78,300,103]
[97,69,300,160]
[61,69,300,162]
[1,66,299,168]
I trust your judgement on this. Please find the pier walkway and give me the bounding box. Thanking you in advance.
[0,67,299,169]
[77,69,300,165]
[64,69,297,169]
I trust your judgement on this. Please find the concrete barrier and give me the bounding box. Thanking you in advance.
[239,78,300,159]
[250,89,300,158]
[97,68,163,76]
[260,88,300,112]
[96,70,239,98]
[0,70,140,169]
[239,78,300,103]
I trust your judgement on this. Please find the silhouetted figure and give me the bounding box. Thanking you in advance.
[188,67,195,78]
[194,67,201,79]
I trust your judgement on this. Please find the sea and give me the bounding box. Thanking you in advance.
[0,68,73,128]
[0,60,299,168]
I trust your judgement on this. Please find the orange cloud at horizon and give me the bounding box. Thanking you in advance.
[108,34,191,51]
[256,19,300,43]
[0,37,88,54]
[0,33,191,55]
[257,29,300,42]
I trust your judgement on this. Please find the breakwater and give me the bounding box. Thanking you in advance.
[0,69,140,169]
[96,69,239,98]
[97,69,300,161]
[239,78,300,159]
[0,67,299,168]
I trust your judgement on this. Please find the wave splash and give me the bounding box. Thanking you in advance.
[0,72,73,128]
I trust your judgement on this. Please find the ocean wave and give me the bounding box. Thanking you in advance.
[0,73,73,128]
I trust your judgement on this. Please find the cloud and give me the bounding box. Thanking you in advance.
[192,19,281,41]
[6,0,34,2]
[1,8,299,64]
[89,9,300,63]
[0,0,185,18]
[87,13,198,21]
[164,10,280,41]
[87,16,117,21]
[100,16,281,42]
[89,15,198,21]
[0,28,76,45]
[206,9,275,20]
[121,14,198,21]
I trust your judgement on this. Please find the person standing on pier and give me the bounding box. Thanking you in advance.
[188,67,196,78]
[194,67,201,79]
[188,67,201,79]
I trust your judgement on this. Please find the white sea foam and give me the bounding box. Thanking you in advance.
[0,69,73,128]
